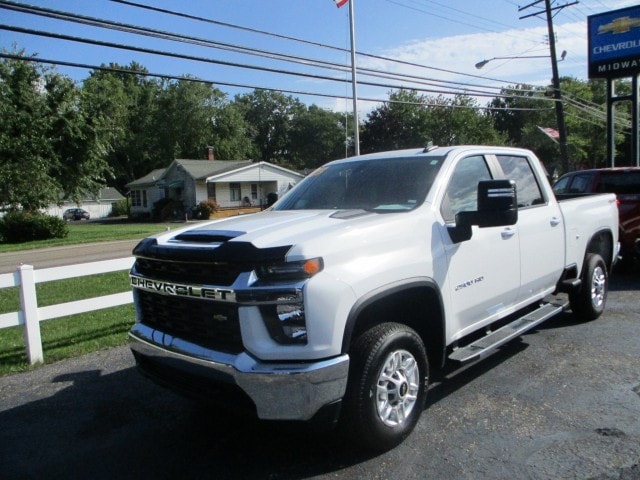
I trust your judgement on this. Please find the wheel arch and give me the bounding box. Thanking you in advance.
[585,228,615,273]
[341,279,447,369]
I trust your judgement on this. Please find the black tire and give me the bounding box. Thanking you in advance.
[342,322,428,452]
[569,253,608,321]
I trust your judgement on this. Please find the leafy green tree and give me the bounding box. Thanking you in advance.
[361,90,430,153]
[235,90,306,164]
[81,62,160,192]
[423,94,504,146]
[289,105,351,170]
[153,79,254,161]
[0,52,111,211]
[209,101,256,161]
[361,90,502,154]
[489,78,630,174]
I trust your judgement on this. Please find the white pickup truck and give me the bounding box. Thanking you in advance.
[129,145,619,451]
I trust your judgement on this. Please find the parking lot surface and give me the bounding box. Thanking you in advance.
[1,272,639,479]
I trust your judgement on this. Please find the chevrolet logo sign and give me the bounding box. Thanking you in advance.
[598,16,640,35]
[130,275,236,302]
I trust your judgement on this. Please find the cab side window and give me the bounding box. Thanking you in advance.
[496,155,544,207]
[441,155,492,223]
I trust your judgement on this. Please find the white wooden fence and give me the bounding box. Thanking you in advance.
[0,257,135,365]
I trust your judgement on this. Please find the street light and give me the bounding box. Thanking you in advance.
[475,51,566,69]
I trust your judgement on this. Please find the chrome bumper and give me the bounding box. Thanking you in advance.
[129,323,350,421]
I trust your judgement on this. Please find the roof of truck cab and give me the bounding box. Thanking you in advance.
[328,145,535,164]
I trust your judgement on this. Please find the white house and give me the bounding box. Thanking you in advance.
[126,159,304,218]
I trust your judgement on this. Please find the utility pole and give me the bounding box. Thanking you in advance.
[520,0,577,173]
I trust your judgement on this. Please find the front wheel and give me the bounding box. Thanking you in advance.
[342,323,428,452]
[569,253,608,321]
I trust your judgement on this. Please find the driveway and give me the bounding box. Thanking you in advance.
[0,239,140,274]
[1,273,639,479]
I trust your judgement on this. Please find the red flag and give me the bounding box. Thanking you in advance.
[333,0,348,7]
[537,126,559,143]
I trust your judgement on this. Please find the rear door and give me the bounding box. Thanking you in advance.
[495,154,564,303]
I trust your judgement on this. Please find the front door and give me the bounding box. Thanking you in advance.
[439,155,521,339]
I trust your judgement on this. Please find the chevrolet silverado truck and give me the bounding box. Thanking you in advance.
[129,145,619,451]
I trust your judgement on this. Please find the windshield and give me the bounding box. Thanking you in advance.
[274,156,443,212]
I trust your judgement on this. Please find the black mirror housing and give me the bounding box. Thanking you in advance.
[448,180,518,243]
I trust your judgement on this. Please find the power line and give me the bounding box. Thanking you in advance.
[0,0,538,97]
[0,52,557,113]
[0,23,535,100]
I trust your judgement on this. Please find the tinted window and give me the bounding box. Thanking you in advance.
[441,155,492,222]
[597,172,640,195]
[568,174,592,194]
[496,155,544,207]
[274,156,443,212]
[553,175,570,194]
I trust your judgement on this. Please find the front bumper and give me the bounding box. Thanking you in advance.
[129,323,350,421]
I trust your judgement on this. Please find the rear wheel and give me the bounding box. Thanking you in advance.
[342,322,428,452]
[569,253,608,321]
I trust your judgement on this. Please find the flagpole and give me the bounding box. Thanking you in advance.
[348,0,360,156]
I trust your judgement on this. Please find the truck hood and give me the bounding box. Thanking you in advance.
[146,209,424,262]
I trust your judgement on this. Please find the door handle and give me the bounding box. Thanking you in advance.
[550,217,561,227]
[501,228,516,239]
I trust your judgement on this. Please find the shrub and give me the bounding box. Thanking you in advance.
[194,199,219,219]
[152,198,184,221]
[109,198,129,217]
[0,211,69,243]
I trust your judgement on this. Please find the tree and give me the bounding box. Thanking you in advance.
[361,90,430,153]
[489,78,629,174]
[289,105,351,170]
[235,90,306,164]
[361,90,502,154]
[0,52,111,211]
[81,62,161,193]
[423,94,504,146]
[153,79,254,161]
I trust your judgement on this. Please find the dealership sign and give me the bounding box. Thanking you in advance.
[588,5,640,79]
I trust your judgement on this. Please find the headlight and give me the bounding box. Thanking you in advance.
[256,258,323,281]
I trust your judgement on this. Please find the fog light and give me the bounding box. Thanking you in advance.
[260,299,307,344]
[277,303,307,340]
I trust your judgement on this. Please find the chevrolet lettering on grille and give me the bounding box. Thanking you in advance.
[130,275,236,302]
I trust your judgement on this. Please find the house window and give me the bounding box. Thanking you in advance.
[207,182,216,201]
[230,182,241,201]
[131,190,147,207]
[251,183,258,200]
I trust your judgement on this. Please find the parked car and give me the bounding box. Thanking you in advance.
[63,208,90,221]
[553,167,640,267]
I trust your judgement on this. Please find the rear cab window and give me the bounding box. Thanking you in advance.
[495,155,545,207]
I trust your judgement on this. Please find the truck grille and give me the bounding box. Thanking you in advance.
[136,290,243,354]
[134,257,243,286]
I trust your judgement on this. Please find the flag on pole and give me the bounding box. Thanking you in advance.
[537,126,559,144]
[333,0,348,7]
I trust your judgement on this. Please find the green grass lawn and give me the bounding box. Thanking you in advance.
[0,220,172,253]
[0,221,174,376]
[0,270,136,376]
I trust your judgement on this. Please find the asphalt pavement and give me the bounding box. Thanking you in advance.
[1,272,639,479]
[0,239,140,274]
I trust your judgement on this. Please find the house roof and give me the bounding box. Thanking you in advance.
[174,159,253,180]
[126,160,254,188]
[126,168,167,188]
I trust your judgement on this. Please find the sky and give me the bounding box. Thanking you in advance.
[1,0,638,115]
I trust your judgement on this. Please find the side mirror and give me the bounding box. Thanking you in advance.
[448,180,518,243]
